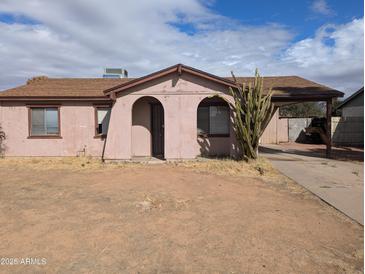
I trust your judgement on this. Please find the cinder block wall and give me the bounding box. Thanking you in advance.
[288,118,312,142]
[262,114,364,146]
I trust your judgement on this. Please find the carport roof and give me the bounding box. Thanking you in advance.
[228,76,344,101]
[0,63,344,101]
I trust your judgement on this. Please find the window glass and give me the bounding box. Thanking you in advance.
[31,107,59,136]
[97,108,111,135]
[31,108,46,135]
[209,106,229,135]
[197,106,209,135]
[197,104,229,136]
[45,108,59,134]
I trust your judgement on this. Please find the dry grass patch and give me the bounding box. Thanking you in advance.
[0,156,305,194]
[0,156,275,175]
[172,157,307,194]
[174,157,274,176]
[0,156,139,171]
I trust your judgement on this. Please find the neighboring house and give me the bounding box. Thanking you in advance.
[332,87,364,146]
[0,64,343,160]
[335,87,364,117]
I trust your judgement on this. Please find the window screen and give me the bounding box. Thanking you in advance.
[96,108,111,135]
[197,106,209,135]
[197,105,229,136]
[31,107,59,136]
[209,106,229,135]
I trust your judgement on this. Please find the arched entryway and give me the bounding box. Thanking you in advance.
[197,96,231,157]
[132,96,165,159]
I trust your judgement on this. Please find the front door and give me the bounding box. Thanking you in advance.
[151,103,164,158]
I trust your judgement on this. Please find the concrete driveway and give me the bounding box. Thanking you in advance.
[261,144,364,225]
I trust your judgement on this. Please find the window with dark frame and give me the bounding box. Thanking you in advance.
[30,107,60,136]
[197,104,230,136]
[95,107,111,136]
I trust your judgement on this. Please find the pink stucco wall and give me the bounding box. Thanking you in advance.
[0,102,105,156]
[131,98,152,157]
[103,73,238,160]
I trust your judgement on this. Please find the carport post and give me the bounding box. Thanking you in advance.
[326,99,332,158]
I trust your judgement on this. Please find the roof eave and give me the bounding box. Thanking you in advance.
[272,92,344,102]
[0,96,111,102]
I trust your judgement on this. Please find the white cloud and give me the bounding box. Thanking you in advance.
[310,0,335,16]
[0,1,363,95]
[280,18,364,93]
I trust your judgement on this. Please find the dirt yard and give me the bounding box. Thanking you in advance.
[0,158,363,273]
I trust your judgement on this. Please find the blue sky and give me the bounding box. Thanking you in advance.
[172,0,363,41]
[0,12,39,25]
[0,0,363,95]
[1,0,362,35]
[211,0,363,35]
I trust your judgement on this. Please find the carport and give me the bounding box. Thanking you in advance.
[251,76,345,157]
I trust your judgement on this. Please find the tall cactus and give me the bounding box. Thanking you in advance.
[229,69,274,160]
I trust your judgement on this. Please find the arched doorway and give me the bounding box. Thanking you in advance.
[132,96,165,159]
[197,96,231,157]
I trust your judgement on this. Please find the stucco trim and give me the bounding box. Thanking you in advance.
[27,135,62,139]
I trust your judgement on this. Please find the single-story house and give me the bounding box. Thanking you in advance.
[0,64,343,160]
[335,87,364,118]
[332,87,364,146]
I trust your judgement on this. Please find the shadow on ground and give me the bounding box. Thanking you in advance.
[259,143,364,162]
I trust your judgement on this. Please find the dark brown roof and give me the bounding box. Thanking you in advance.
[103,64,343,100]
[0,64,344,101]
[0,78,132,98]
[226,76,343,100]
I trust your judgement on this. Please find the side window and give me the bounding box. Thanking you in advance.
[197,104,229,136]
[197,106,209,135]
[96,108,111,136]
[209,106,229,135]
[30,107,60,136]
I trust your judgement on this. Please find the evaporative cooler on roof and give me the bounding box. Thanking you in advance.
[103,68,128,78]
